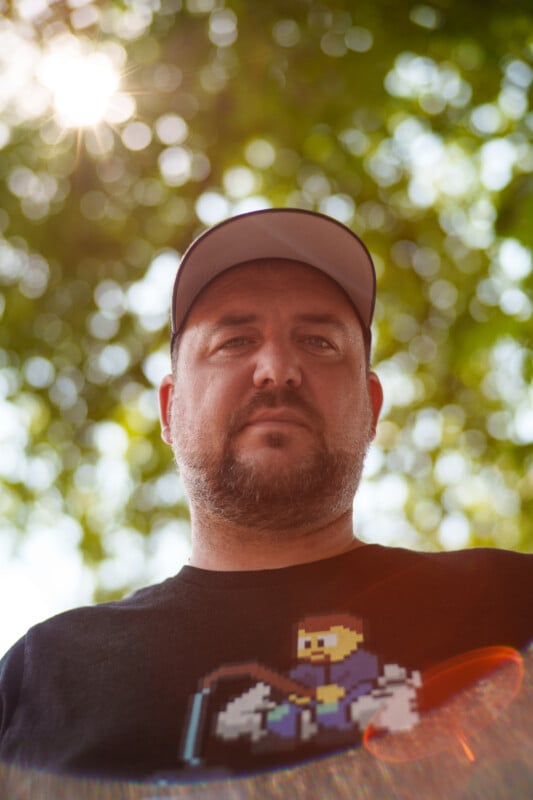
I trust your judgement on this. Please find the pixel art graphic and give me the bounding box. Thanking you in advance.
[181,613,421,766]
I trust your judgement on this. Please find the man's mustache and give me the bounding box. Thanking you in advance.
[228,389,324,437]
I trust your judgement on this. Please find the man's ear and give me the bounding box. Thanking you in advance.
[159,374,175,444]
[368,372,383,438]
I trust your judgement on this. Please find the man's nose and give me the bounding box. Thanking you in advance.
[252,341,302,389]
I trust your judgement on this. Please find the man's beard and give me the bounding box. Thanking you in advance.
[176,389,373,532]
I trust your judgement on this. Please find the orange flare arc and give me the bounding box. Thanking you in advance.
[364,646,523,763]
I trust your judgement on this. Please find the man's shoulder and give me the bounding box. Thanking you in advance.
[1,572,183,664]
[365,543,532,572]
[353,543,532,599]
[414,545,532,576]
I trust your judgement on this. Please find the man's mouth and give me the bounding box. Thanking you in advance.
[243,409,310,430]
[229,389,323,439]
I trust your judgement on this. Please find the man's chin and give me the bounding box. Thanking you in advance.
[235,426,312,453]
[234,443,315,475]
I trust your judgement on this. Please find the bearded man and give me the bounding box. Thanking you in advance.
[1,209,531,781]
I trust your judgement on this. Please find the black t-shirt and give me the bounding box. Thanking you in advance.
[0,544,531,780]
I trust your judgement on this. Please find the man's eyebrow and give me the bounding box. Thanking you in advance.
[210,314,259,330]
[208,312,349,332]
[294,313,348,330]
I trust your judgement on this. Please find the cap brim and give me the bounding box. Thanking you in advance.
[172,208,376,334]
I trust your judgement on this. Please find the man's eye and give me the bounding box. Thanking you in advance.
[220,336,254,349]
[302,335,334,350]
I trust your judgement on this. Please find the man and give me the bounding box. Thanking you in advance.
[0,209,531,780]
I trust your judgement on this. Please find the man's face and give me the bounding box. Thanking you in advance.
[159,259,382,531]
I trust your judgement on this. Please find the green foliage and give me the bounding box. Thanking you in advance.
[0,0,531,602]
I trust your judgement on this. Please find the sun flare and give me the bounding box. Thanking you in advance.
[38,37,121,129]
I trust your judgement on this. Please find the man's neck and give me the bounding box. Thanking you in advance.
[186,509,364,571]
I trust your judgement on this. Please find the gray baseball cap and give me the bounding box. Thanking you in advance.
[171,208,376,336]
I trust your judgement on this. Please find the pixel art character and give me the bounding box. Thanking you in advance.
[264,615,378,741]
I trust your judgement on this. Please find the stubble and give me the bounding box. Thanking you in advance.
[174,388,373,533]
